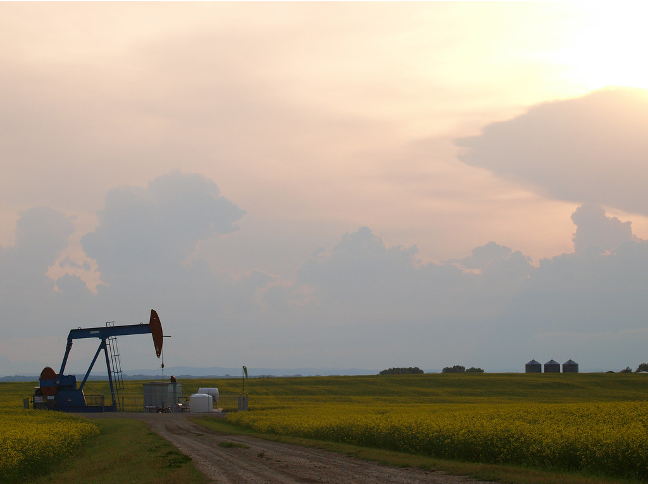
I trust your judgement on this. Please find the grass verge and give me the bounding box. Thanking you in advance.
[30,418,208,484]
[192,416,642,484]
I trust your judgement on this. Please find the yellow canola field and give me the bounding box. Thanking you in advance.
[227,401,648,479]
[0,409,99,482]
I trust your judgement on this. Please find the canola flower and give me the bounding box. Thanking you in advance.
[0,409,99,482]
[227,401,648,479]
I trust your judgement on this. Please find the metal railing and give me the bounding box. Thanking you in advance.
[26,391,252,412]
[84,394,106,407]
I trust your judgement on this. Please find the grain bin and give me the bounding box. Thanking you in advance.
[563,359,579,373]
[544,359,560,373]
[190,393,213,413]
[525,359,542,373]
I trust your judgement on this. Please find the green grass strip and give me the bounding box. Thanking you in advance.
[29,418,208,484]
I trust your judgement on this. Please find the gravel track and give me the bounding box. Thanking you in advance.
[85,412,493,484]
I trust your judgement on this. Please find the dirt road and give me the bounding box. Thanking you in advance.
[87,413,492,484]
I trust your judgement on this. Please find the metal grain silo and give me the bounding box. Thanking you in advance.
[544,359,560,373]
[525,359,542,373]
[563,359,579,373]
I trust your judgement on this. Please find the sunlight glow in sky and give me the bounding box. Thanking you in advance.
[553,3,648,91]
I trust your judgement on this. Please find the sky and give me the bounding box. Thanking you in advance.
[2,2,648,376]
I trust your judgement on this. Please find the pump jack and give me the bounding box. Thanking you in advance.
[33,309,163,412]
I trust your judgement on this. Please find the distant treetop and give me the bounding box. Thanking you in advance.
[441,365,484,373]
[379,367,424,375]
[442,365,465,373]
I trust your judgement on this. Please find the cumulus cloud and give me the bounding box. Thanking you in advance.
[570,202,634,253]
[294,227,482,321]
[0,174,268,372]
[455,87,648,215]
[58,257,91,271]
[0,207,74,292]
[297,227,421,305]
[82,171,246,279]
[295,227,499,346]
[495,207,648,360]
[4,184,648,373]
[0,207,80,337]
[457,241,512,269]
[286,205,648,370]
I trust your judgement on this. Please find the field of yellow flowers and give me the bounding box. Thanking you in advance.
[4,373,648,481]
[0,408,99,482]
[227,400,648,479]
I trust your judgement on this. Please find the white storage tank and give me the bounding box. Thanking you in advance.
[198,387,219,404]
[190,393,213,413]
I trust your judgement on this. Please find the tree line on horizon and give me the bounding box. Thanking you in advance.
[442,365,484,373]
[379,367,424,375]
[379,365,485,375]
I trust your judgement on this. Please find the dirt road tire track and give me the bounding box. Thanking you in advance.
[86,413,493,484]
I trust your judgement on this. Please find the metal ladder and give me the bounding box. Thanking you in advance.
[106,321,125,411]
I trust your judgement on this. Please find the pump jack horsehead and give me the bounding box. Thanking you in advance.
[33,310,163,412]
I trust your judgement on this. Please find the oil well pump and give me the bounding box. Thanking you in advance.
[33,309,163,412]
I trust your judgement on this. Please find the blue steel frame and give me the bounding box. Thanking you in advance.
[58,323,153,409]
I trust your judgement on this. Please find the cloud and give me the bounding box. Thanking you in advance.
[0,174,270,373]
[0,207,79,338]
[287,206,648,370]
[4,184,648,374]
[297,227,421,302]
[82,171,246,279]
[0,207,74,292]
[457,241,512,269]
[570,202,634,254]
[295,227,502,341]
[455,87,648,215]
[502,206,648,347]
